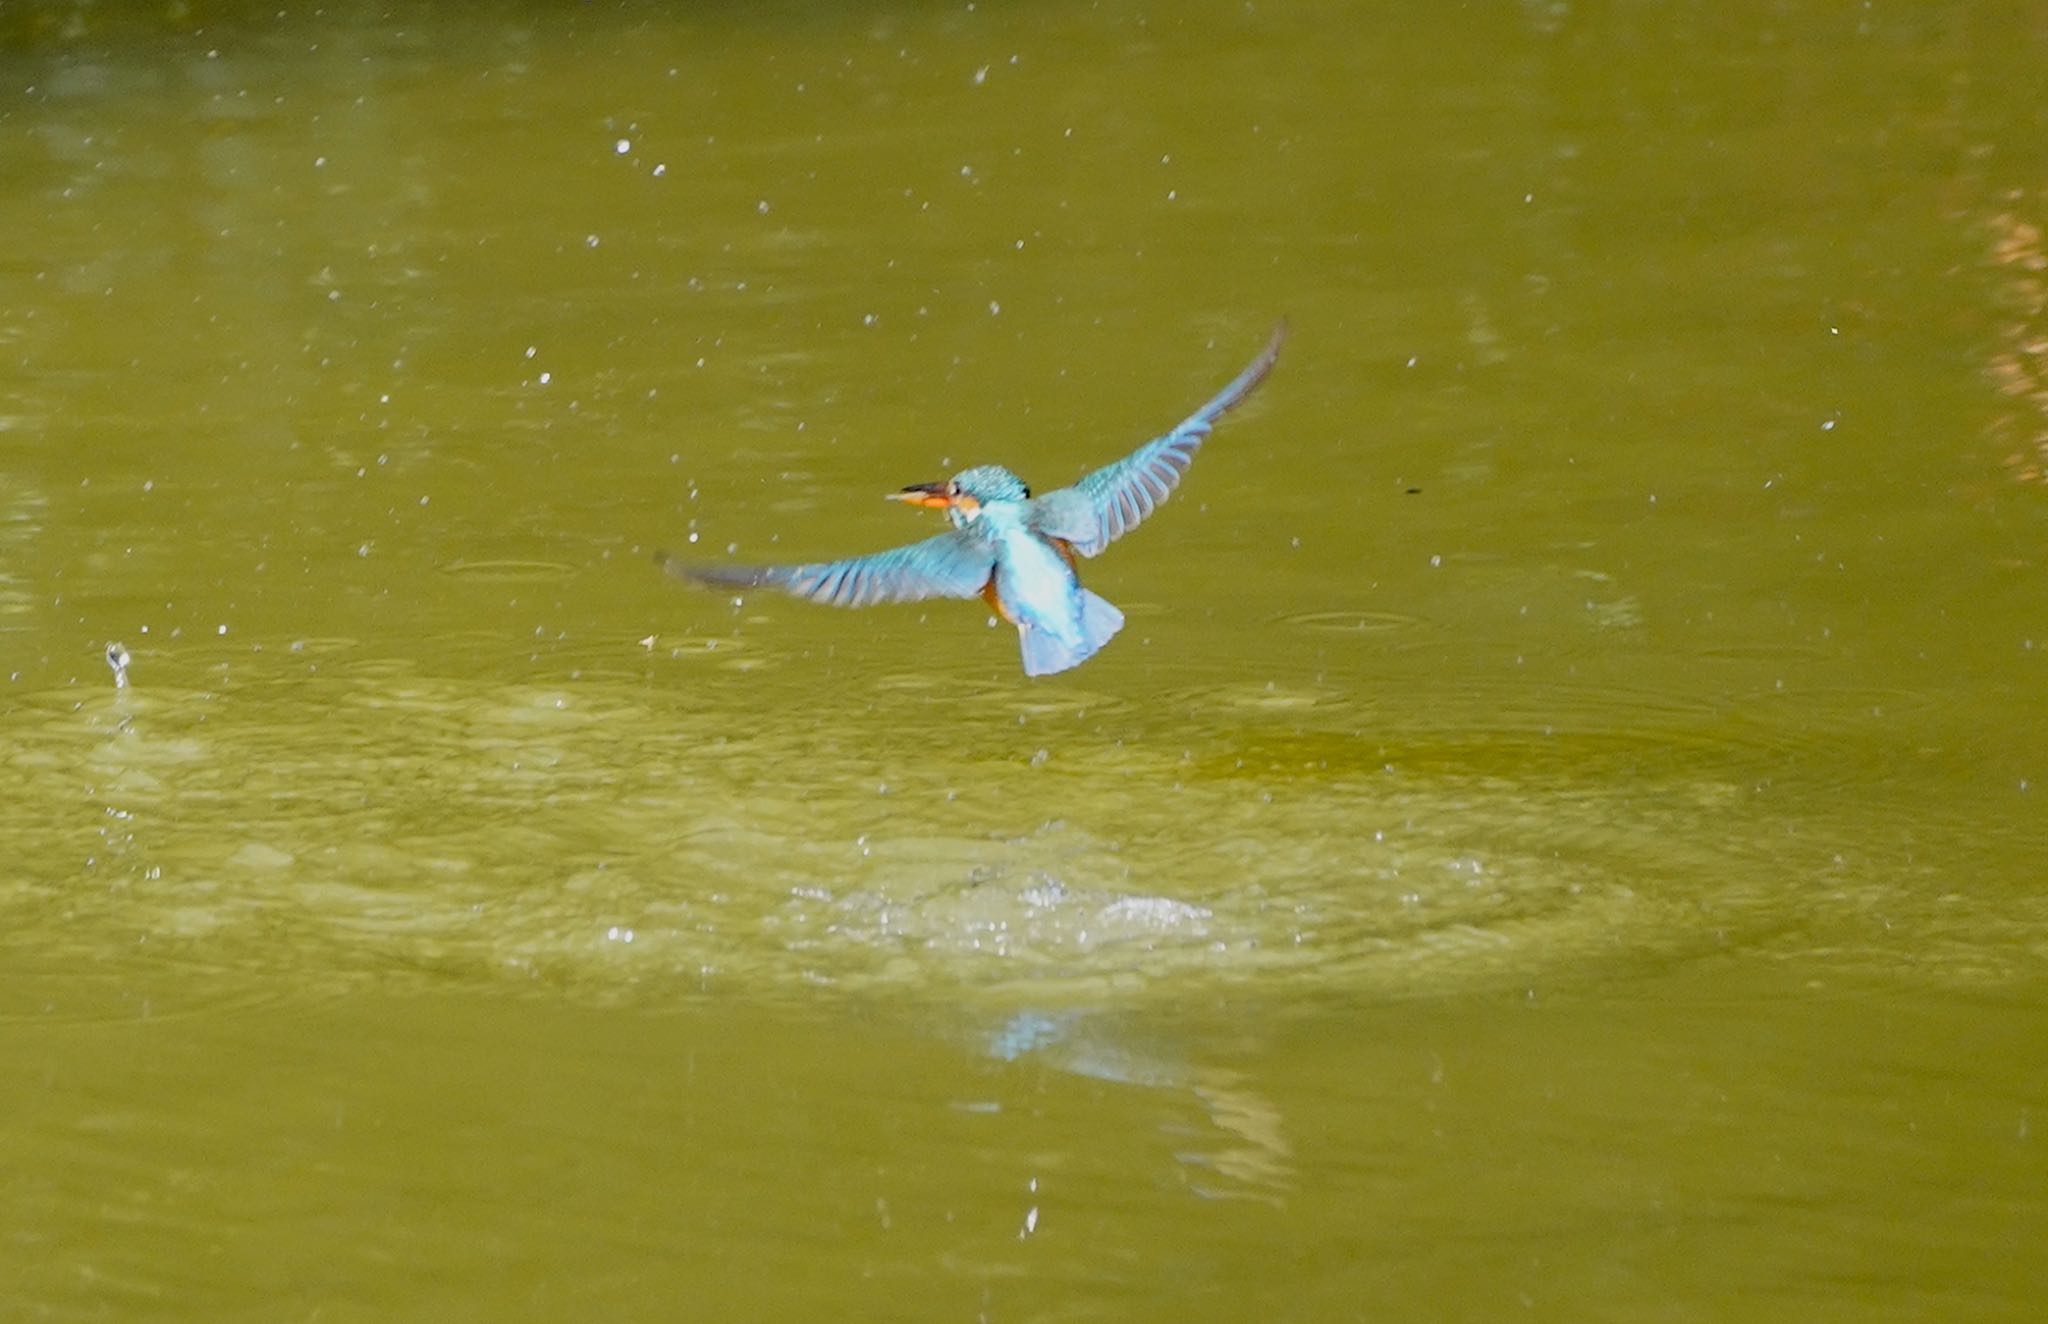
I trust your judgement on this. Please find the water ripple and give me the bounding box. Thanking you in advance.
[0,655,2033,1021]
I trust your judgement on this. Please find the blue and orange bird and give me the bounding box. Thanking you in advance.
[658,322,1285,676]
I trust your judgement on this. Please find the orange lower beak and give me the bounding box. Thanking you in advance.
[890,482,953,509]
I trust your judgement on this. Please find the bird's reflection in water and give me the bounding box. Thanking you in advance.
[981,1008,1294,1203]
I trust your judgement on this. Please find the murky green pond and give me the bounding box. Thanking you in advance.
[4,1,2046,1318]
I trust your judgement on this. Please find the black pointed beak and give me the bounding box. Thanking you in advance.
[890,482,953,509]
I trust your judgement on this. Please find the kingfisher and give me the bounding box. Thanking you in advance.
[658,322,1285,676]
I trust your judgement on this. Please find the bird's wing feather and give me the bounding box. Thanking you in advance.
[1030,321,1285,558]
[658,528,995,608]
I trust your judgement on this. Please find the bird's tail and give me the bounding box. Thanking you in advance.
[1019,591,1125,677]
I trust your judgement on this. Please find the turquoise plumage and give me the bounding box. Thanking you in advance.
[660,322,1285,676]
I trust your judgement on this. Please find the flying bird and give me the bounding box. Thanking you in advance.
[658,322,1285,676]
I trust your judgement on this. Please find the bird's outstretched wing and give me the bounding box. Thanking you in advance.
[1029,321,1285,558]
[657,528,995,609]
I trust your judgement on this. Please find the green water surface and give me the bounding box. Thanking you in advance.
[2,2,2045,1319]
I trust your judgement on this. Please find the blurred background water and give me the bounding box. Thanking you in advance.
[2,1,2045,1319]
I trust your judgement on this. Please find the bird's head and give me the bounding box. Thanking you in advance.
[890,464,1030,525]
